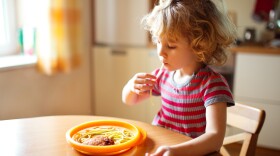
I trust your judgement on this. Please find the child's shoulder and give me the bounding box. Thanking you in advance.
[196,66,221,77]
[196,66,228,85]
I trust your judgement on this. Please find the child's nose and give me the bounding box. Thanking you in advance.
[157,45,166,58]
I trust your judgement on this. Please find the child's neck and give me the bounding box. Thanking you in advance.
[173,71,193,84]
[179,62,204,76]
[173,63,204,84]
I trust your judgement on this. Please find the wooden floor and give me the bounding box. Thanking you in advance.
[224,143,280,156]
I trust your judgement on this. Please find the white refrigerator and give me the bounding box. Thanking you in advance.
[94,0,149,46]
[92,0,162,123]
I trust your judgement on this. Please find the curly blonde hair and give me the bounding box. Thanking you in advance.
[142,0,237,65]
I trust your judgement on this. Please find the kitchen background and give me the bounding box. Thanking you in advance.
[0,0,279,151]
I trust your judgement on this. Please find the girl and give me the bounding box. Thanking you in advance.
[122,0,236,155]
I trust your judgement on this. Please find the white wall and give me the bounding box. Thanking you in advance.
[0,0,93,120]
[0,64,92,120]
[225,0,268,42]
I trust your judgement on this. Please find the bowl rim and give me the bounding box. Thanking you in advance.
[66,119,141,154]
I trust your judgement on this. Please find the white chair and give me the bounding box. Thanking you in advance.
[221,103,266,156]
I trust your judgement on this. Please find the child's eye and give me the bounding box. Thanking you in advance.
[167,45,176,49]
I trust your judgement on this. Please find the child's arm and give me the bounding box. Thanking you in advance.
[146,102,227,156]
[122,73,157,105]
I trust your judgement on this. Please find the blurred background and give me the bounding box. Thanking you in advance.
[0,0,279,153]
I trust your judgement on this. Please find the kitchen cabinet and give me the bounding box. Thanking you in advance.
[232,47,280,149]
[234,53,280,103]
[92,46,161,123]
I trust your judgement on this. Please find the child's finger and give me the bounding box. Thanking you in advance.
[136,73,157,79]
[134,78,156,86]
[149,146,171,156]
[134,84,154,93]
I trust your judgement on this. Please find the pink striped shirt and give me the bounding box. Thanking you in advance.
[152,66,234,138]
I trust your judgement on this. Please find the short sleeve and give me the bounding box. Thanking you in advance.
[203,74,235,107]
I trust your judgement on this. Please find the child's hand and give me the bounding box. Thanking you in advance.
[145,146,173,156]
[130,73,157,95]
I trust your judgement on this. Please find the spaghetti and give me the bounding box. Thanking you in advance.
[150,64,164,106]
[72,126,135,146]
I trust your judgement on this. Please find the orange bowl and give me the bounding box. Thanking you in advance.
[66,120,144,155]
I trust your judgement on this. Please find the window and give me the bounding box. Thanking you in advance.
[0,0,17,56]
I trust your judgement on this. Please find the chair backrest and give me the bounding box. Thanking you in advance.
[221,103,266,156]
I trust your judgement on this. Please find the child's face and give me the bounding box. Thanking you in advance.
[156,35,198,72]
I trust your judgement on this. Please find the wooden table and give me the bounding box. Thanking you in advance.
[0,115,220,156]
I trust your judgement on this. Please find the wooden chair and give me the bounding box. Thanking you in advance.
[220,103,266,156]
